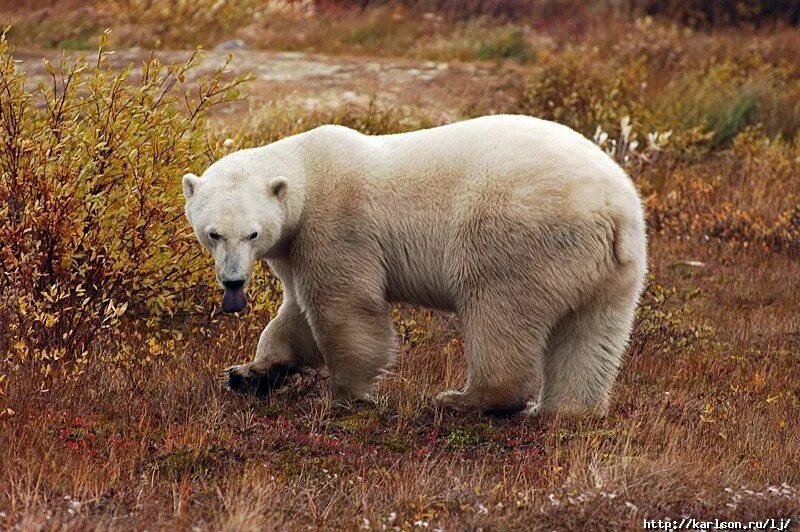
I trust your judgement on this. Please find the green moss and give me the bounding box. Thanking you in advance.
[445,423,494,450]
[333,410,379,433]
[581,428,620,444]
[380,435,412,453]
[254,403,284,419]
[156,448,216,478]
[275,449,311,477]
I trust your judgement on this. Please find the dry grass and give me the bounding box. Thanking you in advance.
[1,2,800,530]
[2,248,799,529]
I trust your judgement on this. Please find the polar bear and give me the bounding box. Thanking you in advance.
[182,115,647,416]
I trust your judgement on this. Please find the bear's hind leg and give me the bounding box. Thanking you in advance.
[532,282,639,416]
[436,301,551,416]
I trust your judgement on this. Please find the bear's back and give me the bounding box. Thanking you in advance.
[350,116,637,222]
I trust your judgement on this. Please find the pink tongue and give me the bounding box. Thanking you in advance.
[222,287,247,313]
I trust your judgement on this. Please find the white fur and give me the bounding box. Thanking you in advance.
[184,115,647,415]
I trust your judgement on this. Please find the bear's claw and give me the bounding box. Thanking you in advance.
[434,389,476,411]
[225,363,299,397]
[435,389,526,417]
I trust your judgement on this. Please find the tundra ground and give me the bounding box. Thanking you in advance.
[1,2,799,530]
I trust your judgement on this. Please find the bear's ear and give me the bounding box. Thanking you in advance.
[182,173,201,200]
[269,176,288,200]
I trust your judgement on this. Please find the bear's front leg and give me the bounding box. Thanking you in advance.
[226,297,322,396]
[304,300,396,403]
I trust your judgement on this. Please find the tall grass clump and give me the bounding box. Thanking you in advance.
[665,64,800,149]
[0,30,250,374]
[518,49,651,139]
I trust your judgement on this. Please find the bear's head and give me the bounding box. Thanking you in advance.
[182,153,291,313]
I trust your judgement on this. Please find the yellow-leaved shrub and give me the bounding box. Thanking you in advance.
[0,30,251,371]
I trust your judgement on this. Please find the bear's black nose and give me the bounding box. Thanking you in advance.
[223,279,245,290]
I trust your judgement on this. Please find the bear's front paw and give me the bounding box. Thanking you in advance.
[434,389,478,412]
[225,362,298,397]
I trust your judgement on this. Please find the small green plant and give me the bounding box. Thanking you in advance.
[630,277,714,361]
[475,27,535,62]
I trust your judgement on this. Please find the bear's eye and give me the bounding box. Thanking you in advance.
[248,232,259,240]
[209,231,221,241]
